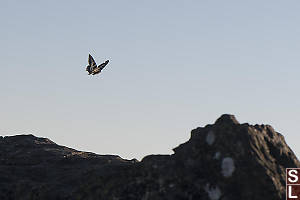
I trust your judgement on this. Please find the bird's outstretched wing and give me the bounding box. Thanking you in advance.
[98,60,109,71]
[88,54,97,71]
[86,65,91,74]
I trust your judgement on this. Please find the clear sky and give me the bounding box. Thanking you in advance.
[1,1,300,160]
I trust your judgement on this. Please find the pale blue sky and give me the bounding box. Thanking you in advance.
[1,1,300,160]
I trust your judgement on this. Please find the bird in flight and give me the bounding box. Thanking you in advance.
[86,54,109,75]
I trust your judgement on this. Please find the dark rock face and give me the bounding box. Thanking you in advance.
[0,135,134,200]
[0,114,299,200]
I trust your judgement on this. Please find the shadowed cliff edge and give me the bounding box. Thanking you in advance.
[0,114,298,200]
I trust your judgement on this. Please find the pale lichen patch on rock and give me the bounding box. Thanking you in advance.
[204,183,222,200]
[221,157,235,177]
[206,130,215,145]
[214,152,221,160]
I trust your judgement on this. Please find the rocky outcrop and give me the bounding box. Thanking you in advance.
[0,114,298,199]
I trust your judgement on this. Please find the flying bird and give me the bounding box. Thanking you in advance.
[86,54,109,75]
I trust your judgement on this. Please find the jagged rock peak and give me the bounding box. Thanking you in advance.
[173,114,299,200]
[215,113,240,125]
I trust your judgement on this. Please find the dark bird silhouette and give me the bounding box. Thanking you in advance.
[86,54,109,75]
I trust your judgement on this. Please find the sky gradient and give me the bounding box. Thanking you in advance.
[1,1,300,160]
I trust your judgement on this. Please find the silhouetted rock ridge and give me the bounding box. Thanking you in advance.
[0,114,298,200]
